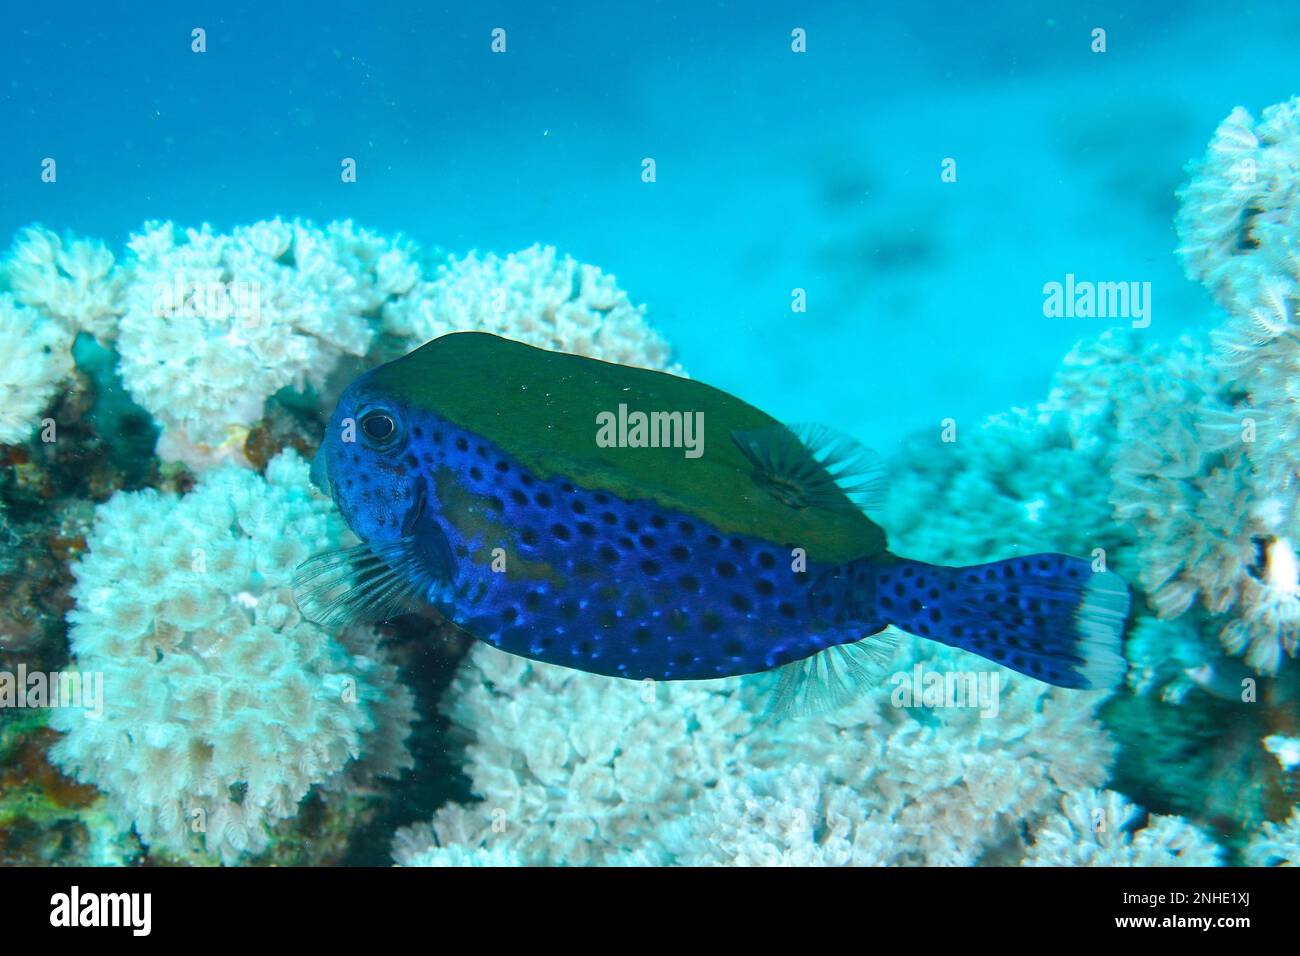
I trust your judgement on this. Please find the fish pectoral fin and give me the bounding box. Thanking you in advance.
[763,628,900,723]
[292,527,453,628]
[731,422,888,514]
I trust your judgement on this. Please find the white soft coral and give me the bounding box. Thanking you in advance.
[115,219,420,469]
[0,293,74,444]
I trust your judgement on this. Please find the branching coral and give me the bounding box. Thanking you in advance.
[1022,789,1222,866]
[0,294,73,445]
[49,450,414,863]
[381,244,675,371]
[115,219,420,468]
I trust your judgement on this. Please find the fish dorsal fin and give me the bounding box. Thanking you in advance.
[293,525,454,628]
[763,629,900,723]
[731,422,888,514]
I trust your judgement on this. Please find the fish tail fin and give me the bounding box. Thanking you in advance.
[869,553,1129,689]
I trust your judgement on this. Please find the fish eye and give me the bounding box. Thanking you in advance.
[359,409,399,446]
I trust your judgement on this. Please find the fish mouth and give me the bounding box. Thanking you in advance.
[310,447,333,498]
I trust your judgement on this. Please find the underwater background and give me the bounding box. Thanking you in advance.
[1,0,1299,865]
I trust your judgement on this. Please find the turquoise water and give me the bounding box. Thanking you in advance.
[4,1,1297,447]
[1,2,1299,867]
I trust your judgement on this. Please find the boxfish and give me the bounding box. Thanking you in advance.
[295,332,1129,712]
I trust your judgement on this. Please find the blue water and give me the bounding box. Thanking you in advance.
[5,1,1298,452]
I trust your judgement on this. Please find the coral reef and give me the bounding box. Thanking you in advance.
[404,643,753,866]
[395,634,1114,866]
[1246,808,1300,865]
[3,226,123,343]
[12,91,1300,870]
[381,244,674,370]
[48,451,414,863]
[0,713,139,866]
[1022,789,1222,866]
[2,225,676,471]
[1152,96,1300,673]
[116,219,419,468]
[883,403,1133,576]
[0,294,73,445]
[0,215,681,866]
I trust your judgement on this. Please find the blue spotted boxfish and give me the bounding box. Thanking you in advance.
[295,332,1129,712]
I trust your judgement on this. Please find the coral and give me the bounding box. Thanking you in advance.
[115,219,420,468]
[405,643,753,866]
[1175,98,1300,311]
[735,642,1116,866]
[1246,808,1300,865]
[1022,789,1222,866]
[391,824,522,867]
[0,716,138,866]
[401,631,1115,866]
[48,450,414,863]
[0,294,74,445]
[1123,615,1217,703]
[1099,97,1300,673]
[883,405,1132,575]
[381,244,675,371]
[3,226,124,342]
[653,764,905,866]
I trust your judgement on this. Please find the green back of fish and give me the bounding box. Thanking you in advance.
[369,332,886,565]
